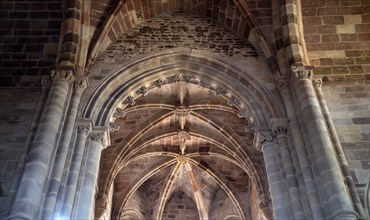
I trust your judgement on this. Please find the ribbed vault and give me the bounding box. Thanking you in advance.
[81,12,283,220]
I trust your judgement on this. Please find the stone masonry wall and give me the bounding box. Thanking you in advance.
[162,191,199,220]
[0,89,41,214]
[0,0,62,87]
[322,84,370,203]
[302,0,370,83]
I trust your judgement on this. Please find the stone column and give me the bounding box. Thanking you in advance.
[256,130,292,219]
[291,65,358,219]
[56,123,91,219]
[74,130,106,219]
[270,118,304,219]
[8,69,74,220]
[313,79,366,219]
[42,78,88,219]
[277,78,323,219]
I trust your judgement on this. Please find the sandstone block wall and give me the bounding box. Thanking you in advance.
[0,0,62,87]
[0,89,41,213]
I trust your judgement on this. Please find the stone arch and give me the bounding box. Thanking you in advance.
[80,48,282,219]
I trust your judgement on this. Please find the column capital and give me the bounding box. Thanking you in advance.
[270,118,288,137]
[73,76,89,91]
[77,124,90,134]
[254,129,276,151]
[89,127,111,148]
[90,131,105,144]
[51,67,75,84]
[290,65,314,81]
[312,78,323,88]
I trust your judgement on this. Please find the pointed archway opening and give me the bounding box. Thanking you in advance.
[80,13,284,220]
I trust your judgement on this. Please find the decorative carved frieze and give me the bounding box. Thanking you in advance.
[77,124,90,134]
[245,123,256,133]
[50,69,75,83]
[167,75,180,83]
[228,96,240,107]
[175,105,190,117]
[290,65,314,81]
[238,108,250,119]
[137,86,148,96]
[199,79,211,88]
[123,96,135,106]
[108,122,120,132]
[182,74,193,83]
[215,86,226,95]
[113,108,125,118]
[154,79,163,88]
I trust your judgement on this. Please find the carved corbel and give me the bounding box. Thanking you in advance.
[290,65,314,81]
[123,96,135,106]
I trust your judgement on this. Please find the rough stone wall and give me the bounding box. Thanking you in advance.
[322,84,370,202]
[162,191,199,220]
[97,13,258,64]
[0,89,41,214]
[0,0,62,87]
[302,0,370,82]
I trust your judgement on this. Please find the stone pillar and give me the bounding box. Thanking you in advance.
[256,130,292,219]
[270,118,305,219]
[57,123,91,219]
[291,65,358,220]
[277,78,324,219]
[74,130,106,219]
[8,69,74,220]
[313,79,366,219]
[42,78,88,219]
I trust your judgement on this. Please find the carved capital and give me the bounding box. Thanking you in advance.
[312,79,322,88]
[90,131,105,144]
[123,96,135,106]
[73,77,89,91]
[78,124,90,134]
[175,105,190,117]
[50,68,75,83]
[290,65,314,81]
[254,130,276,151]
[270,118,288,137]
[109,122,120,133]
[113,108,125,118]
